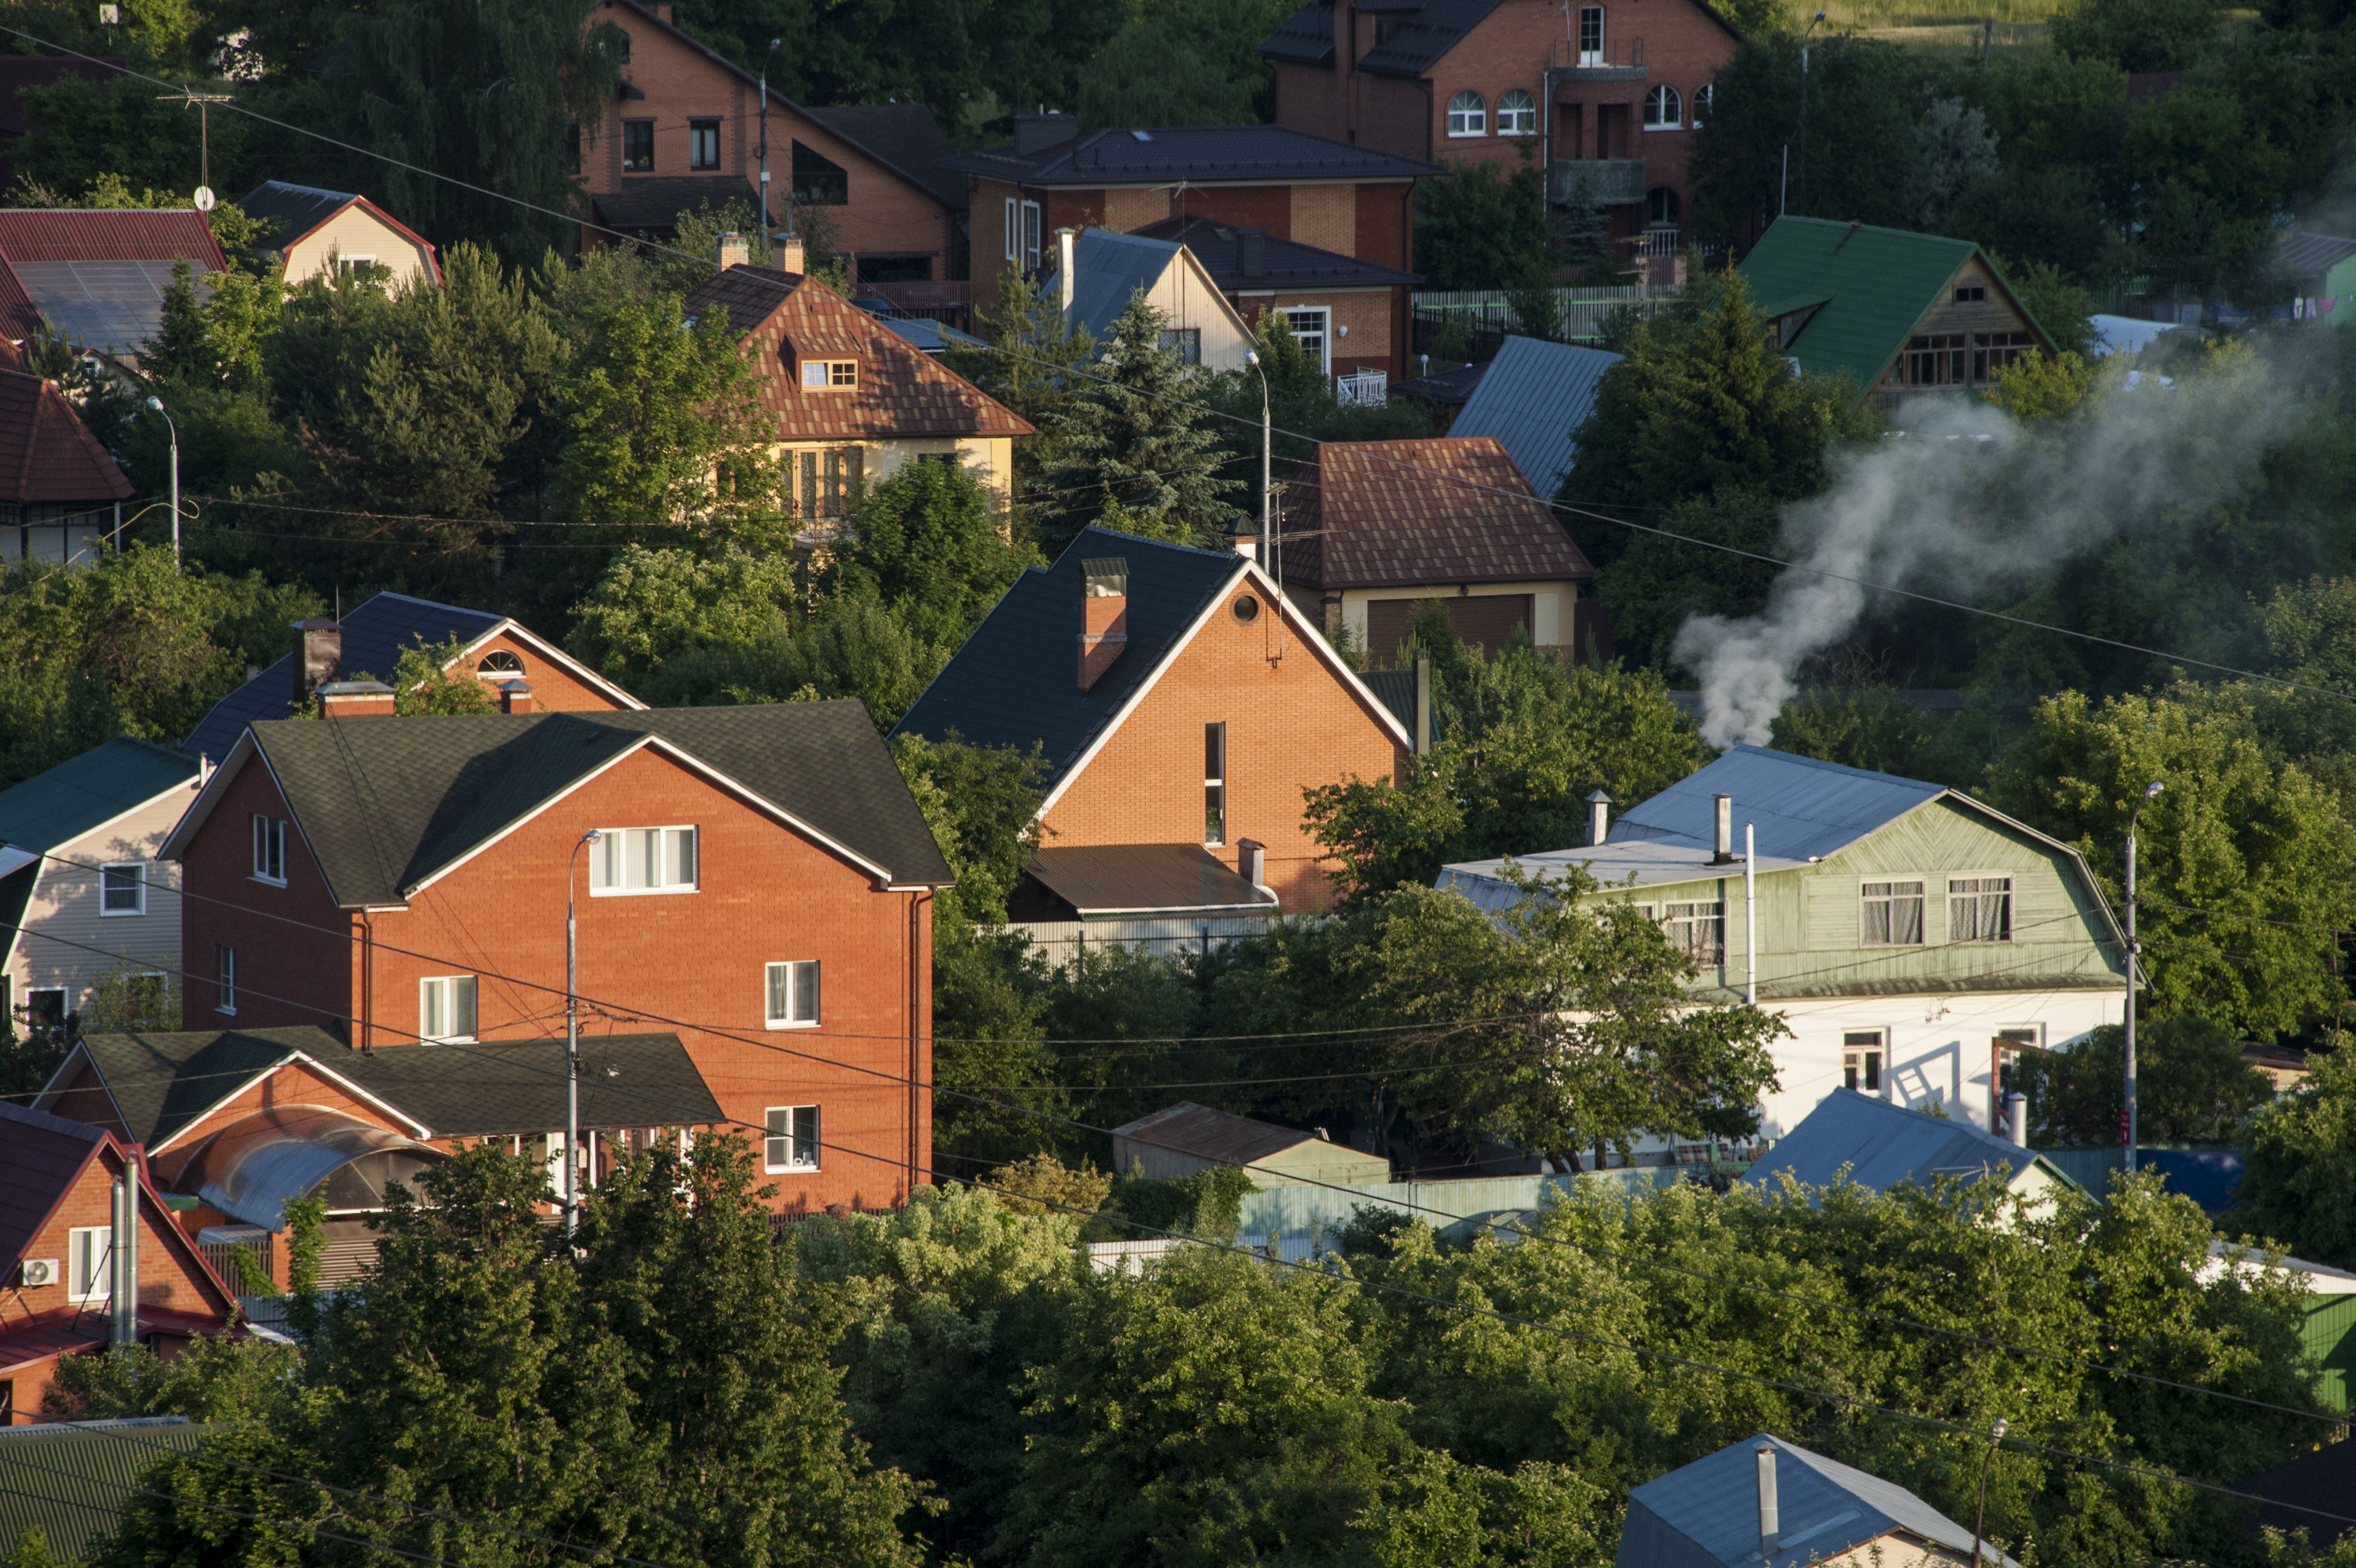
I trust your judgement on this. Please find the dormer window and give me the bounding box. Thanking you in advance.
[800,359,857,389]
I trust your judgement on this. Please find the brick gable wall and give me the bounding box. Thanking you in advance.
[453,631,627,713]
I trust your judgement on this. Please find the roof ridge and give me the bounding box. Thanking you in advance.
[1069,525,1242,564]
[0,1092,107,1141]
[1723,743,1941,791]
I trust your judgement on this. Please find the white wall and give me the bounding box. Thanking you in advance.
[6,785,196,1017]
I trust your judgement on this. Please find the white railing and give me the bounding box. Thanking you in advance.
[1336,367,1388,407]
[1414,284,1673,342]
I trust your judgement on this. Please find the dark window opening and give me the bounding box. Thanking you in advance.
[1159,327,1201,365]
[1204,721,1227,846]
[689,118,720,170]
[1954,284,1987,302]
[857,252,931,284]
[793,141,848,205]
[622,119,655,172]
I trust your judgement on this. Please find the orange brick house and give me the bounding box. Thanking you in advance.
[581,0,967,285]
[149,702,953,1218]
[0,1098,236,1424]
[682,262,1032,527]
[892,529,1412,948]
[1260,0,1742,256]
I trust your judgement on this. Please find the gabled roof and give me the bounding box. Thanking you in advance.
[682,264,1033,442]
[238,181,440,282]
[1130,215,1419,292]
[163,702,953,907]
[1259,0,1739,75]
[1450,335,1623,496]
[0,736,196,862]
[46,1026,333,1150]
[1046,229,1186,343]
[1028,843,1277,917]
[1618,1432,2022,1568]
[1737,216,2046,390]
[0,1418,215,1566]
[590,173,762,234]
[1610,745,1941,861]
[1741,1088,2077,1198]
[0,366,134,506]
[0,1096,106,1279]
[1282,436,1593,591]
[0,208,227,356]
[1112,1101,1326,1166]
[805,103,967,211]
[942,125,1437,188]
[180,591,640,762]
[2278,231,2356,281]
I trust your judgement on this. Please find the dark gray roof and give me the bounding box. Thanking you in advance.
[590,173,760,233]
[1389,359,1488,404]
[1112,1101,1318,1165]
[2236,1434,2356,1547]
[1131,215,1419,291]
[889,528,1246,788]
[202,701,952,906]
[181,591,508,762]
[1028,843,1276,916]
[805,103,965,210]
[2278,231,2356,281]
[1358,0,1512,76]
[62,1026,724,1143]
[0,1418,215,1566]
[1618,1433,2022,1568]
[0,737,196,854]
[880,315,985,353]
[941,125,1436,187]
[1044,229,1188,345]
[1451,335,1623,496]
[1742,1089,2078,1198]
[1259,1,1336,65]
[237,181,356,245]
[1609,745,1943,862]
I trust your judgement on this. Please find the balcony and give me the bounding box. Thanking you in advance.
[1549,159,1648,206]
[1547,36,1647,82]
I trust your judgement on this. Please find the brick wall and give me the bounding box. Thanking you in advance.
[178,758,360,1034]
[458,631,629,712]
[1042,578,1406,911]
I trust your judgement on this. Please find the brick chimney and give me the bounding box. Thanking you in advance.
[1013,112,1078,157]
[499,680,536,714]
[291,617,341,706]
[654,1,674,21]
[317,680,396,719]
[1078,557,1128,692]
[716,231,748,270]
[775,231,806,274]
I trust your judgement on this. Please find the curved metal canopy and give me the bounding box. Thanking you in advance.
[177,1105,445,1231]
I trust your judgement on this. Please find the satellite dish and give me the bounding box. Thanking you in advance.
[193,186,216,213]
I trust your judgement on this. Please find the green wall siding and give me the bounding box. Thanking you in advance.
[2304,1294,2356,1411]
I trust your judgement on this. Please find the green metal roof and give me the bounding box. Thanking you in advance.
[0,1418,214,1564]
[1738,217,2031,390]
[0,738,196,856]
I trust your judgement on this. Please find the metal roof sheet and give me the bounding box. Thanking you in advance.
[1607,745,1944,862]
[1112,1101,1322,1166]
[1448,336,1623,496]
[0,737,194,854]
[2277,231,2356,281]
[1740,1088,2073,1198]
[941,124,1437,187]
[1736,217,1999,390]
[1619,1432,2022,1568]
[1130,215,1420,291]
[237,181,359,245]
[0,1418,214,1565]
[1027,843,1276,916]
[1047,228,1184,344]
[1439,840,1811,905]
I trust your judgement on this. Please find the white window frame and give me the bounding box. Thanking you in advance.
[1842,1029,1886,1095]
[688,117,721,170]
[251,815,286,886]
[68,1225,109,1303]
[1692,82,1713,126]
[1947,872,2016,944]
[1021,199,1042,271]
[763,1105,821,1172]
[215,945,237,1016]
[1660,900,1724,964]
[100,862,145,916]
[1860,876,1927,948]
[588,826,700,896]
[1204,721,1227,848]
[1497,88,1538,136]
[1445,90,1487,138]
[766,959,820,1029]
[420,974,479,1043]
[1004,196,1020,262]
[1281,306,1331,375]
[1644,84,1683,130]
[800,358,858,390]
[1578,6,1604,65]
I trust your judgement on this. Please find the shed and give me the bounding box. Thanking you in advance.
[1619,1432,2022,1568]
[2202,1241,2356,1412]
[1111,1101,1390,1188]
[238,181,440,291]
[1743,1088,2081,1207]
[2277,232,2356,327]
[1446,335,1623,497]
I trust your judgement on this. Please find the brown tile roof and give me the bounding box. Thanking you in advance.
[682,264,1032,442]
[1281,436,1593,591]
[0,208,228,354]
[0,369,133,505]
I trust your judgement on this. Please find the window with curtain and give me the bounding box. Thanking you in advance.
[1860,879,1926,945]
[1948,876,2013,942]
[589,827,699,894]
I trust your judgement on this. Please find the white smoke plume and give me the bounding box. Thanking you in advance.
[1673,350,2309,748]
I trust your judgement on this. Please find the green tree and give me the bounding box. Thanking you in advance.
[2237,1045,2356,1267]
[1412,156,1556,292]
[1076,0,1292,128]
[2014,1018,2275,1146]
[564,543,798,686]
[1769,684,1933,776]
[829,460,1038,649]
[2051,0,2223,73]
[386,637,499,716]
[945,264,1097,542]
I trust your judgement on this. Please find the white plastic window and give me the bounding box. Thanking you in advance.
[590,827,698,895]
[69,1225,109,1302]
[766,960,820,1028]
[101,862,145,915]
[420,975,478,1043]
[1644,84,1682,128]
[1446,91,1487,137]
[251,815,286,884]
[764,1105,820,1171]
[1498,89,1538,136]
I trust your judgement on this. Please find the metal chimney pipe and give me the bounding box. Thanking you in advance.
[2007,1091,2028,1147]
[1713,793,1737,865]
[1756,1443,1780,1559]
[1056,227,1076,317]
[110,1160,139,1348]
[1588,789,1611,847]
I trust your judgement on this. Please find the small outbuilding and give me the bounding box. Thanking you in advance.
[1742,1088,2081,1208]
[1111,1101,1390,1188]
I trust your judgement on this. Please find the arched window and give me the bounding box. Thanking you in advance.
[1643,84,1682,129]
[1691,82,1713,126]
[1497,89,1538,136]
[1648,187,1682,225]
[1446,91,1487,137]
[477,650,524,676]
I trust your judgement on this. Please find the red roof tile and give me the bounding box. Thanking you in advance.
[0,370,134,505]
[1282,436,1594,590]
[683,265,1033,442]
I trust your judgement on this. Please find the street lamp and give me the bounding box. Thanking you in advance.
[1243,348,1271,564]
[758,37,782,236]
[2124,779,2162,1172]
[565,828,602,1235]
[1784,10,1828,217]
[144,396,179,563]
[1971,1417,2008,1568]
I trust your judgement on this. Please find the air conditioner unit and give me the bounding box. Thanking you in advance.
[18,1257,61,1288]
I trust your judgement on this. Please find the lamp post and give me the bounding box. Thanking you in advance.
[565,829,601,1235]
[144,396,178,563]
[758,37,781,235]
[1243,348,1271,564]
[2124,780,2162,1172]
[1784,10,1826,217]
[1971,1417,2008,1568]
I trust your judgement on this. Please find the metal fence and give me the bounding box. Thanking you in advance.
[1410,285,1673,360]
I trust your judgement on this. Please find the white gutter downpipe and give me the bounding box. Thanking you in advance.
[1056,227,1076,319]
[1755,1443,1780,1560]
[1745,822,1757,1006]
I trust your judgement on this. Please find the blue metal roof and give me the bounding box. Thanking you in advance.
[1043,229,1183,344]
[1742,1089,2078,1199]
[1449,335,1623,497]
[1609,745,1944,862]
[0,737,196,854]
[881,316,986,354]
[1618,1433,2021,1568]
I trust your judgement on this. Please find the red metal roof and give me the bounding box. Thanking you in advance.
[0,208,226,266]
[0,1308,105,1374]
[1282,436,1595,590]
[0,369,134,505]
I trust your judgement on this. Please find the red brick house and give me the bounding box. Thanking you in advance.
[0,1098,236,1425]
[1259,0,1742,254]
[943,118,1435,324]
[892,528,1412,927]
[581,0,967,286]
[153,701,953,1215]
[682,262,1032,526]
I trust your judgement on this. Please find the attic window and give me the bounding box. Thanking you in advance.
[792,140,848,205]
[1954,284,1987,302]
[477,650,524,676]
[800,358,858,389]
